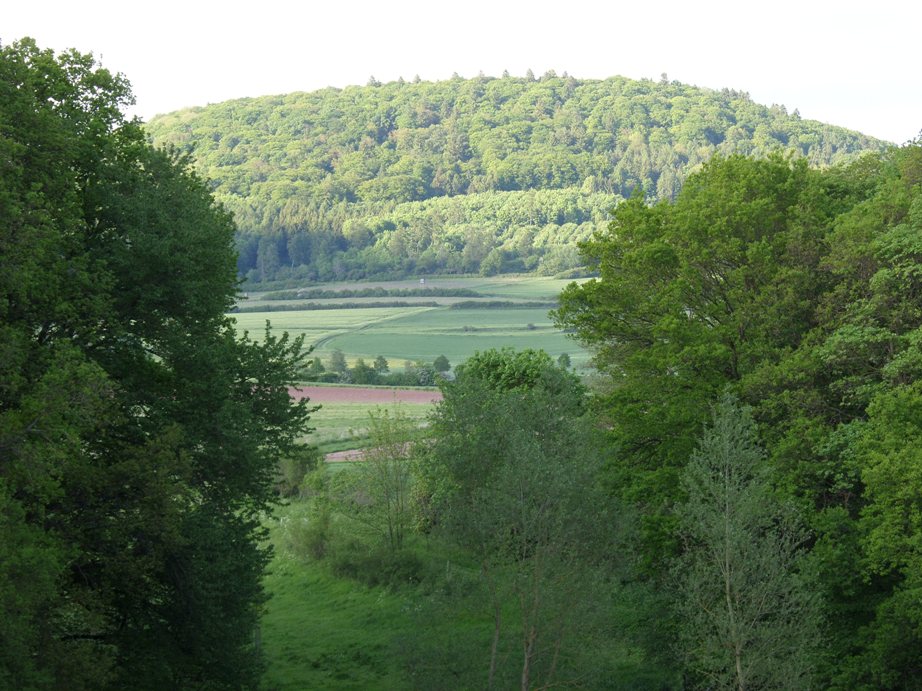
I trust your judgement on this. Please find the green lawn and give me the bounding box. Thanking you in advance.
[261,503,417,690]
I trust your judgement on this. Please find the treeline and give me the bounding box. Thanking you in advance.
[447,300,558,309]
[300,351,451,386]
[144,73,886,282]
[262,286,481,300]
[553,148,922,687]
[231,187,612,281]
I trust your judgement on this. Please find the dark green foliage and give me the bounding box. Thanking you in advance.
[144,75,885,282]
[432,354,450,372]
[329,347,347,373]
[0,39,311,688]
[447,299,558,309]
[373,355,390,373]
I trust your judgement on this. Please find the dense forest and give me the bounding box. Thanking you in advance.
[144,73,887,282]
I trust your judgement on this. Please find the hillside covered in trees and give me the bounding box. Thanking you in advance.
[144,73,887,282]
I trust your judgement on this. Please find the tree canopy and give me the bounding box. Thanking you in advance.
[0,38,311,688]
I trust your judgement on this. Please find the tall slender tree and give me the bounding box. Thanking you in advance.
[673,395,820,690]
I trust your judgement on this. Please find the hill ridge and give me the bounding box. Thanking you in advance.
[145,73,887,282]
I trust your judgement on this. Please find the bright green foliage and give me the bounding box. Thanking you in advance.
[836,383,922,689]
[144,74,884,282]
[674,396,819,690]
[555,155,832,557]
[556,142,922,686]
[0,39,311,688]
[454,346,574,393]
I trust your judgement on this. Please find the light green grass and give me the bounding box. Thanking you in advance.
[231,306,436,350]
[309,401,433,453]
[328,307,586,367]
[473,276,585,299]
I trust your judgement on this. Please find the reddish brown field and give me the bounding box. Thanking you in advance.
[288,385,443,405]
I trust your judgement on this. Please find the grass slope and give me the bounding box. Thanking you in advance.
[261,511,415,689]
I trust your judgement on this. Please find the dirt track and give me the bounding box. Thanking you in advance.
[288,385,442,405]
[324,449,367,463]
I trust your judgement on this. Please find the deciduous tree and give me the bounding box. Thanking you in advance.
[0,39,312,688]
[421,349,618,689]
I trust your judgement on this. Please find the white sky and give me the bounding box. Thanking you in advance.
[4,0,920,144]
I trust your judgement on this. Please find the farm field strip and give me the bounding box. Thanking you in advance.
[244,275,585,302]
[238,295,550,310]
[230,306,436,347]
[231,277,590,369]
[290,385,442,405]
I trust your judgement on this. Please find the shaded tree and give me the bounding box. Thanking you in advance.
[329,348,347,373]
[373,355,390,373]
[341,407,417,552]
[420,349,620,689]
[433,354,451,372]
[0,39,312,688]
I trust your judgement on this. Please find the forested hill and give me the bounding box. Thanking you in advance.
[145,73,887,283]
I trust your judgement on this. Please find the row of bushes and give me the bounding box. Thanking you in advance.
[263,287,482,300]
[448,300,558,310]
[231,301,440,313]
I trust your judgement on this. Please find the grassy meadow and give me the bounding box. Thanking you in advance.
[232,275,590,371]
[308,400,434,454]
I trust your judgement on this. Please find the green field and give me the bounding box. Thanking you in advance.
[232,306,432,351]
[244,274,580,303]
[309,400,433,454]
[232,276,590,370]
